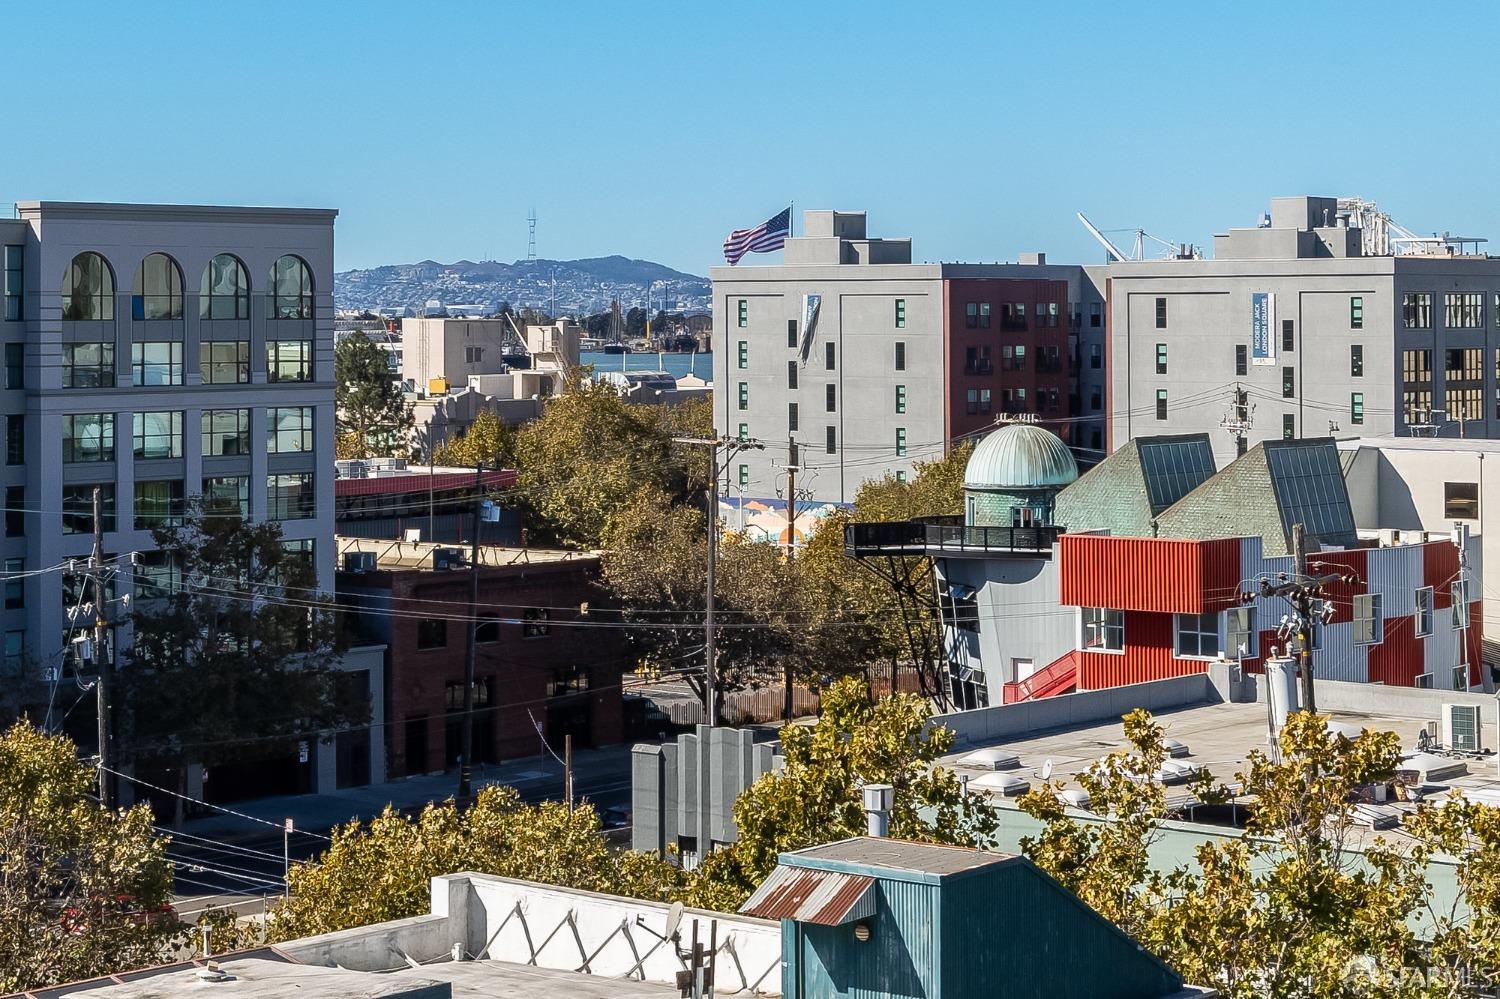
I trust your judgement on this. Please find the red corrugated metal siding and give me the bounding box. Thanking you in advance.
[335,469,516,497]
[1307,548,1367,626]
[1060,536,1241,614]
[1367,614,1425,687]
[1076,611,1206,689]
[1425,542,1460,608]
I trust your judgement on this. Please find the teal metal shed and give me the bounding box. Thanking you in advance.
[743,837,1200,999]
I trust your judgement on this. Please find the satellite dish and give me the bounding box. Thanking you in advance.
[1040,758,1054,782]
[664,901,684,940]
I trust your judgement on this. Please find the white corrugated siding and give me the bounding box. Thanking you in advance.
[1313,620,1368,683]
[1368,544,1421,618]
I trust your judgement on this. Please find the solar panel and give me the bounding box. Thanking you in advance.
[1137,437,1217,514]
[1266,442,1356,547]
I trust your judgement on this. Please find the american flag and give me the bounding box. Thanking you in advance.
[723,207,791,265]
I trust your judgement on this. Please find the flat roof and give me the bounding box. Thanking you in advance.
[336,536,592,570]
[1338,435,1500,454]
[387,961,678,997]
[787,836,1014,878]
[13,201,337,222]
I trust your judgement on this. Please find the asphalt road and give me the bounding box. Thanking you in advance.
[165,746,637,917]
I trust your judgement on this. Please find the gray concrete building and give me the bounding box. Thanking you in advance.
[711,210,1107,504]
[1108,196,1500,466]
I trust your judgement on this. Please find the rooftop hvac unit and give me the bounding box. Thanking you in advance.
[335,460,369,479]
[1443,703,1483,753]
[368,458,408,472]
[343,551,377,574]
[432,548,466,571]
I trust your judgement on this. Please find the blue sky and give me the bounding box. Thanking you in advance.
[5,2,1497,274]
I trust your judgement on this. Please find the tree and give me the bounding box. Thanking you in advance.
[431,409,516,469]
[0,723,177,992]
[685,677,997,911]
[1016,709,1500,998]
[119,498,365,825]
[264,786,684,941]
[334,331,412,459]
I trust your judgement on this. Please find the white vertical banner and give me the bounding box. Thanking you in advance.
[1251,291,1276,366]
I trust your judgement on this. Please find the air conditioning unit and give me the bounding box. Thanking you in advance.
[432,548,466,571]
[335,460,369,479]
[1443,703,1483,753]
[343,551,377,574]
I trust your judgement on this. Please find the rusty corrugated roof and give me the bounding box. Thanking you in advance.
[739,866,876,926]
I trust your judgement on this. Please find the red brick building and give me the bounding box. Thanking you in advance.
[337,539,625,777]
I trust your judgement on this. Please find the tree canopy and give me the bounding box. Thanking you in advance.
[334,331,412,459]
[430,409,516,469]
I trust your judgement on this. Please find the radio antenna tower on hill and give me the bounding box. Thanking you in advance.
[527,209,537,262]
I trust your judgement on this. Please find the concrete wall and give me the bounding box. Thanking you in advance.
[937,551,1072,695]
[401,318,513,394]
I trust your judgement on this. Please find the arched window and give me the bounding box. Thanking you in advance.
[270,255,313,320]
[200,254,249,320]
[61,252,114,321]
[132,253,183,320]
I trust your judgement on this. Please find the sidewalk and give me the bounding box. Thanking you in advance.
[178,743,634,843]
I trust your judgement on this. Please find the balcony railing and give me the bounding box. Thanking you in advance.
[845,518,1061,557]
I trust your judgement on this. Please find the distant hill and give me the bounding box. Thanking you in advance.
[334,255,711,315]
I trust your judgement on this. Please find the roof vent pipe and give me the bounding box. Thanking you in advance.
[862,783,894,837]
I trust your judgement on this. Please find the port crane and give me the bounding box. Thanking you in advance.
[1076,212,1201,262]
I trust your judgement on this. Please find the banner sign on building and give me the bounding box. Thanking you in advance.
[1251,292,1276,365]
[798,293,822,363]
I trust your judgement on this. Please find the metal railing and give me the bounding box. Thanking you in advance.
[845,519,1060,555]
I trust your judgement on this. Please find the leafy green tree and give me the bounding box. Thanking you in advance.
[431,409,516,469]
[0,723,177,992]
[120,498,366,825]
[685,677,997,910]
[334,331,412,458]
[265,786,685,940]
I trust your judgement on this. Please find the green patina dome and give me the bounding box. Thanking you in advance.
[964,423,1078,492]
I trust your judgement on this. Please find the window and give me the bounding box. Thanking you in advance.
[1403,348,1433,423]
[63,414,113,463]
[268,472,315,520]
[895,341,906,371]
[62,252,114,321]
[5,487,22,537]
[1082,607,1124,652]
[825,342,835,370]
[895,427,907,456]
[1283,414,1295,438]
[475,614,500,644]
[736,423,747,441]
[1235,344,1247,376]
[965,303,977,329]
[825,425,836,454]
[788,402,798,431]
[201,340,250,384]
[131,253,183,320]
[63,343,114,388]
[1453,580,1471,629]
[1349,297,1363,330]
[4,415,20,466]
[463,344,483,365]
[202,409,251,456]
[62,484,115,534]
[4,631,21,671]
[2,245,21,322]
[825,383,836,412]
[4,343,20,389]
[965,345,992,375]
[895,299,906,328]
[1409,586,1433,637]
[1090,302,1102,328]
[736,300,747,327]
[444,677,490,710]
[1351,344,1363,377]
[1154,297,1167,329]
[268,406,314,453]
[786,319,797,347]
[270,255,313,320]
[1403,292,1432,329]
[1155,343,1167,374]
[979,302,992,328]
[1444,481,1479,519]
[1090,388,1101,411]
[202,476,249,518]
[1155,389,1167,421]
[276,539,315,585]
[200,254,249,320]
[1038,302,1059,328]
[1225,607,1256,659]
[131,342,182,386]
[134,480,184,529]
[896,470,907,483]
[737,340,748,369]
[1001,302,1024,330]
[966,389,978,415]
[133,411,182,459]
[737,463,748,487]
[1175,611,1218,658]
[1282,366,1294,398]
[417,619,447,649]
[737,382,748,411]
[1353,593,1382,645]
[895,384,906,414]
[134,551,182,600]
[547,667,590,698]
[268,340,312,382]
[1416,672,1435,689]
[787,360,797,389]
[1350,393,1364,425]
[4,558,22,610]
[523,608,550,638]
[1445,292,1484,329]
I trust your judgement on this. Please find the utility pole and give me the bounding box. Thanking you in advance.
[91,486,111,808]
[783,437,799,721]
[458,464,483,800]
[671,435,764,726]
